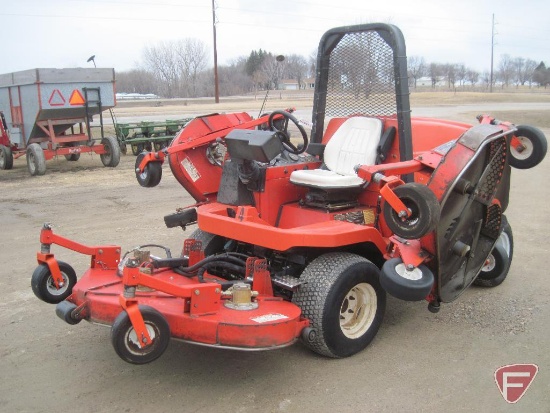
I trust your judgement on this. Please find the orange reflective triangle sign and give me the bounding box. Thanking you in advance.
[69,89,85,106]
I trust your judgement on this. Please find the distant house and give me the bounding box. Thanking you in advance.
[415,76,446,88]
[279,79,300,90]
[278,77,316,90]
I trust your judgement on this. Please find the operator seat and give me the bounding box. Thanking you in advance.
[290,116,383,189]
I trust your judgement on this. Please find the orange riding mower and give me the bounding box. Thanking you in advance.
[32,24,546,364]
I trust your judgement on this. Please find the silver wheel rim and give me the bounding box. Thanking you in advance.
[339,283,377,339]
[46,273,70,296]
[511,136,534,161]
[125,323,158,354]
[395,263,423,280]
[482,230,510,272]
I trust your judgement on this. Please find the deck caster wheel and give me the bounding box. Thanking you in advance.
[111,305,170,364]
[383,183,440,239]
[292,252,386,358]
[55,300,82,325]
[509,125,547,169]
[474,216,513,287]
[31,261,77,304]
[380,258,434,301]
[135,152,162,187]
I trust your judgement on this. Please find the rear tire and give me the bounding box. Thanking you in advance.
[135,152,162,187]
[292,252,386,358]
[187,228,226,256]
[100,136,120,167]
[26,143,46,176]
[0,144,14,169]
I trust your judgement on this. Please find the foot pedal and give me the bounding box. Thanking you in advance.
[271,275,305,291]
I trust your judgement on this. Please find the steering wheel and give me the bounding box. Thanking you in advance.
[268,110,309,155]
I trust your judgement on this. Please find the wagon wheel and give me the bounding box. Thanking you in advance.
[111,305,170,364]
[0,144,14,170]
[382,183,440,239]
[26,143,46,176]
[100,136,121,167]
[31,261,77,304]
[509,125,547,169]
[292,252,386,358]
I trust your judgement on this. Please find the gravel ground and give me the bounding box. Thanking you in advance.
[0,104,549,413]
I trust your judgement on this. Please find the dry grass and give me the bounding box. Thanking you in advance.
[459,110,550,128]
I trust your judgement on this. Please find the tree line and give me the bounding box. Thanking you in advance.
[115,37,550,98]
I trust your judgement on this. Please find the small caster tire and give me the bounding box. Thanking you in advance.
[55,300,82,325]
[380,258,434,301]
[111,305,170,364]
[31,261,77,304]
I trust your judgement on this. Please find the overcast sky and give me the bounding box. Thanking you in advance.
[1,0,549,75]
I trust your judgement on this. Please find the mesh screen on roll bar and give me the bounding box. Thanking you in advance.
[325,31,397,118]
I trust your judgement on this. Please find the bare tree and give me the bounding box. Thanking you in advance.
[261,54,286,90]
[497,54,514,88]
[466,69,479,86]
[142,38,209,98]
[175,38,209,97]
[407,56,426,88]
[428,63,443,88]
[116,69,158,94]
[285,54,308,89]
[456,64,467,87]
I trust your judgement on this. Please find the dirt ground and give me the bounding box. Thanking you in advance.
[1,100,549,413]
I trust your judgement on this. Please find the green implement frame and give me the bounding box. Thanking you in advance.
[113,118,192,155]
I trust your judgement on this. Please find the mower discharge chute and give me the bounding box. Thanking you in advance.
[32,24,547,363]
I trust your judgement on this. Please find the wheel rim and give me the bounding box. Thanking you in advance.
[125,322,159,355]
[512,136,534,161]
[46,273,70,296]
[395,263,423,280]
[482,230,510,272]
[28,152,36,173]
[339,283,377,339]
[0,150,5,167]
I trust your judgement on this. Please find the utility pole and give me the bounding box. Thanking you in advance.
[490,13,495,93]
[212,0,220,103]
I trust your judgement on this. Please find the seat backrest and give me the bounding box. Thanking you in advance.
[323,117,383,175]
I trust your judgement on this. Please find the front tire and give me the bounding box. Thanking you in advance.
[111,305,170,364]
[292,252,386,358]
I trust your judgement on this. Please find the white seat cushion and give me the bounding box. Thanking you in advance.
[290,117,382,189]
[290,169,364,188]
